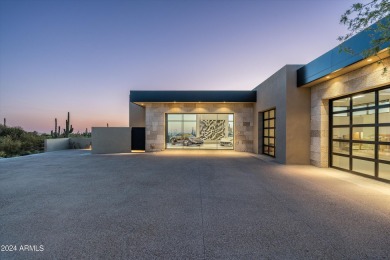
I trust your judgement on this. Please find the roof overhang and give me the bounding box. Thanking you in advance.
[298,48,389,88]
[130,91,257,105]
[297,18,390,88]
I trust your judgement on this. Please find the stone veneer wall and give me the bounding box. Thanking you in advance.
[311,57,390,167]
[144,103,254,152]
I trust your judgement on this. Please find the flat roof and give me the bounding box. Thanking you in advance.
[130,90,257,103]
[297,19,390,87]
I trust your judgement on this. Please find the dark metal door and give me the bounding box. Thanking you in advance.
[131,127,145,150]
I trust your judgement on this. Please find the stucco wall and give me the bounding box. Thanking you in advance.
[44,138,70,152]
[310,57,390,167]
[129,102,145,127]
[69,137,92,149]
[253,65,310,165]
[91,127,131,154]
[144,103,254,152]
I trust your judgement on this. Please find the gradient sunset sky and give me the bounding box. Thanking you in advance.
[0,0,367,133]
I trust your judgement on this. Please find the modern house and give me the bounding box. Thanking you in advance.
[93,22,390,182]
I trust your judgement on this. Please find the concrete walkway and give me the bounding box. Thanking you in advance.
[0,150,389,259]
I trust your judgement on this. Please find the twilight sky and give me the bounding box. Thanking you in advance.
[0,0,365,133]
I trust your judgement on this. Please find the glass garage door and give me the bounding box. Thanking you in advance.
[165,113,234,150]
[263,109,275,156]
[330,87,390,181]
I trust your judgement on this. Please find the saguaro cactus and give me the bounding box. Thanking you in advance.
[51,118,59,138]
[64,112,74,137]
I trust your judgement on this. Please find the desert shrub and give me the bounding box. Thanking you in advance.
[0,136,22,157]
[0,126,44,157]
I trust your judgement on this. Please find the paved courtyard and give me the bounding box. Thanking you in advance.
[1,150,390,259]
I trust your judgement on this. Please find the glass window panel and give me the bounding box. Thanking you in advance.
[264,138,269,145]
[379,107,390,123]
[228,122,234,137]
[269,109,275,118]
[269,138,275,146]
[379,127,390,142]
[352,110,375,124]
[167,121,183,149]
[166,113,233,150]
[332,141,349,155]
[228,114,234,121]
[379,88,390,105]
[264,129,269,137]
[352,143,375,159]
[183,114,196,121]
[333,97,350,112]
[269,119,275,127]
[379,145,390,161]
[332,155,349,170]
[264,111,269,119]
[183,122,196,136]
[352,159,375,176]
[168,114,182,120]
[379,163,390,180]
[264,120,269,128]
[332,128,350,140]
[269,147,275,156]
[352,92,375,108]
[352,127,375,141]
[333,113,350,125]
[269,129,275,137]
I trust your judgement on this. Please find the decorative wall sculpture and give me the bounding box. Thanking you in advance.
[199,120,225,140]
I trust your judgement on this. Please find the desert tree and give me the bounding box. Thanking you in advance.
[338,0,390,72]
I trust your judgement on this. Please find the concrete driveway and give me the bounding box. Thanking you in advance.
[1,150,390,259]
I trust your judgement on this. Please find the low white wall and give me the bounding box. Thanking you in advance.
[92,127,131,154]
[69,138,92,149]
[44,138,70,152]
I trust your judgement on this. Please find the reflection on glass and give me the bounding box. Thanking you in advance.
[379,88,390,105]
[379,145,390,161]
[352,159,375,176]
[333,97,350,112]
[352,143,375,159]
[333,128,350,140]
[168,114,182,120]
[379,127,390,142]
[352,127,375,140]
[352,110,375,124]
[333,155,349,169]
[333,113,350,125]
[379,163,390,180]
[352,92,375,108]
[379,107,390,123]
[332,141,349,155]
